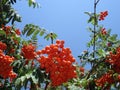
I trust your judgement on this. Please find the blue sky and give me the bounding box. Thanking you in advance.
[13,0,120,68]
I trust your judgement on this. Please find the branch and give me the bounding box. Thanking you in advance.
[86,58,105,79]
[95,0,101,5]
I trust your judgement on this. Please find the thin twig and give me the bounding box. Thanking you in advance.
[95,0,101,5]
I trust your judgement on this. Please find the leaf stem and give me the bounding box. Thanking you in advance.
[50,33,54,44]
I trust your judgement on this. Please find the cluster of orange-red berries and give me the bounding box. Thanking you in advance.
[1,25,21,35]
[0,41,7,51]
[95,72,114,87]
[99,11,108,21]
[0,42,16,80]
[79,66,84,76]
[106,47,120,73]
[21,44,37,60]
[37,40,76,86]
[96,47,120,87]
[2,25,11,35]
[101,28,107,35]
[15,29,21,35]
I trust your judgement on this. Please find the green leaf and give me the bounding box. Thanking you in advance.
[51,33,57,39]
[0,30,6,35]
[26,28,35,36]
[108,34,118,43]
[80,79,88,87]
[31,29,40,40]
[3,3,22,25]
[87,27,94,33]
[24,78,29,89]
[13,36,21,43]
[28,0,40,8]
[88,16,98,25]
[22,25,29,35]
[44,34,50,41]
[68,84,84,90]
[26,73,31,79]
[88,16,94,23]
[97,49,106,57]
[40,29,46,36]
[31,75,38,84]
[23,24,46,38]
[20,76,26,82]
[10,0,17,4]
[14,14,21,22]
[84,12,93,17]
[15,78,21,86]
[28,0,32,7]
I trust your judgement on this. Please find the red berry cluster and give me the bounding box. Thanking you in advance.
[0,41,7,51]
[37,40,76,86]
[106,47,120,73]
[79,67,84,76]
[2,25,11,35]
[1,25,21,36]
[96,47,120,87]
[21,44,37,60]
[101,28,107,35]
[15,29,21,35]
[99,11,108,21]
[0,50,17,80]
[95,72,114,87]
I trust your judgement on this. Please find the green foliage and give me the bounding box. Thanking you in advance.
[12,60,46,90]
[23,24,57,42]
[85,12,99,25]
[68,85,84,90]
[1,0,120,89]
[0,0,57,90]
[28,0,40,8]
[0,0,40,26]
[77,1,120,90]
[0,29,6,35]
[44,32,57,41]
[0,0,21,26]
[22,24,46,41]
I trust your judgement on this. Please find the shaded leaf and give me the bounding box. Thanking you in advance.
[0,30,6,35]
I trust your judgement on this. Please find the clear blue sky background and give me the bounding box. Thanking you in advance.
[13,0,120,69]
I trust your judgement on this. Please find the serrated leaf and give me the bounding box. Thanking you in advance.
[28,0,40,8]
[22,25,29,35]
[31,29,39,40]
[26,28,35,36]
[44,34,50,41]
[40,29,46,36]
[51,33,57,39]
[84,12,93,17]
[88,17,94,23]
